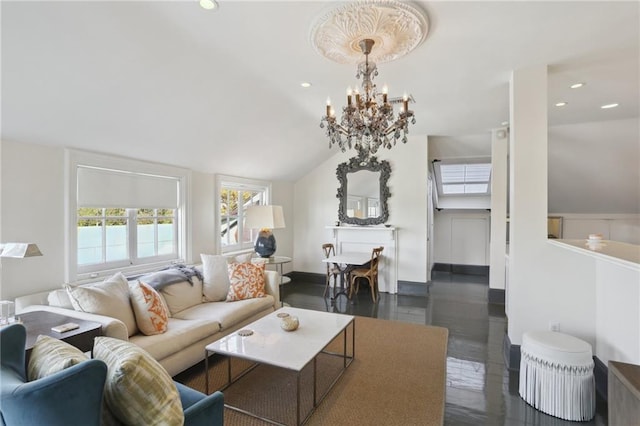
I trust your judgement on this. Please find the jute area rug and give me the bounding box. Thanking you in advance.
[175,316,448,426]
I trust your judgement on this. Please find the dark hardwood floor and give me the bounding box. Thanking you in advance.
[281,271,608,426]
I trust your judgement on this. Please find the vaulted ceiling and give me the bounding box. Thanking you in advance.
[2,1,638,181]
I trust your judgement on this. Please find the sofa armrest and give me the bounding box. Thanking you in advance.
[264,270,280,309]
[175,382,224,426]
[14,290,52,313]
[19,305,129,341]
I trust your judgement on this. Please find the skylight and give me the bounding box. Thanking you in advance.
[438,163,492,195]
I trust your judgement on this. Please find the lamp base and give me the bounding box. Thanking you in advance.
[255,230,276,258]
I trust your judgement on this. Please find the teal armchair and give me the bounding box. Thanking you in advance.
[175,382,224,426]
[0,323,108,426]
[1,323,223,426]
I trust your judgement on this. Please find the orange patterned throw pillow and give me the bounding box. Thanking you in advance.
[226,262,267,302]
[129,280,169,335]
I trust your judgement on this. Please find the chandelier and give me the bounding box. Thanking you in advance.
[320,39,416,157]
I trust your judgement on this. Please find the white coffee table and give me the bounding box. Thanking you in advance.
[204,307,355,425]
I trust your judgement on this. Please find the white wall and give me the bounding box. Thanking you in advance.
[549,213,640,244]
[0,140,66,299]
[429,134,492,159]
[191,171,216,260]
[0,140,295,300]
[271,181,295,275]
[595,260,640,364]
[490,128,508,290]
[548,118,640,214]
[507,65,599,346]
[293,135,429,283]
[434,210,490,266]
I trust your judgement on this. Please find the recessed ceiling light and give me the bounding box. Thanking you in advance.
[555,102,568,107]
[570,83,585,89]
[199,0,218,10]
[601,103,619,109]
[300,82,312,88]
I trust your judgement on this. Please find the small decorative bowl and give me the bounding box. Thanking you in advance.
[276,312,290,318]
[280,315,299,332]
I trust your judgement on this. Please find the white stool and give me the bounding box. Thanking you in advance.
[519,331,595,421]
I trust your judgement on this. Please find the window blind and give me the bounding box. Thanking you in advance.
[77,166,179,209]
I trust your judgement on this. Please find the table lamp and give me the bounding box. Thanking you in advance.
[0,243,42,324]
[244,206,285,258]
[0,243,42,258]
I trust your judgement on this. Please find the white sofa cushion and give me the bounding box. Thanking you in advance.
[129,317,220,362]
[200,254,231,302]
[66,272,138,337]
[159,277,203,316]
[174,295,275,331]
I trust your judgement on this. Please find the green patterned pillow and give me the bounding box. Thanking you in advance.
[27,335,88,381]
[93,337,184,426]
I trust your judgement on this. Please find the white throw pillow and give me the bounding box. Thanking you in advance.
[66,272,138,337]
[200,254,232,302]
[47,288,74,309]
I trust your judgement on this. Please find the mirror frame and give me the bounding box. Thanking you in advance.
[336,155,391,225]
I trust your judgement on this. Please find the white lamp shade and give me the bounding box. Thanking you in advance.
[0,243,43,258]
[244,205,285,229]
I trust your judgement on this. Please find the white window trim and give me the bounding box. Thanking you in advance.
[65,149,191,283]
[215,174,271,254]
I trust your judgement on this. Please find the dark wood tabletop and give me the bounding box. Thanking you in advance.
[19,310,102,353]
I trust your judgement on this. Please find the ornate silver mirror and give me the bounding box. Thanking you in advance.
[337,156,391,225]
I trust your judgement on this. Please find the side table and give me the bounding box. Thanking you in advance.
[19,310,102,357]
[253,255,292,286]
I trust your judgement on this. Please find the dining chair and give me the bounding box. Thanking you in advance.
[348,246,384,302]
[322,243,342,298]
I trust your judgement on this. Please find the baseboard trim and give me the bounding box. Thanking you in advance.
[288,271,324,285]
[594,356,608,402]
[503,333,609,402]
[488,289,505,304]
[433,263,489,276]
[503,334,521,371]
[398,281,428,296]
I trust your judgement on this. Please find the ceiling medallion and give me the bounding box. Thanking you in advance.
[310,0,429,64]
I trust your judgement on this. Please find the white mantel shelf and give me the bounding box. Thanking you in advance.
[549,239,640,271]
[326,226,396,230]
[326,225,396,239]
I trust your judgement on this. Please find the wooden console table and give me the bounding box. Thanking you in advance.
[608,361,640,425]
[19,310,102,356]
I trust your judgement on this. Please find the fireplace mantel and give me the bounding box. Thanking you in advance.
[325,225,398,294]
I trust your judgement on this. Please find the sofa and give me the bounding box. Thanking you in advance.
[14,260,280,377]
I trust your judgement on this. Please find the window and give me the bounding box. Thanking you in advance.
[77,208,129,267]
[137,209,176,258]
[217,176,270,253]
[433,161,492,197]
[67,150,189,282]
[76,207,177,273]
